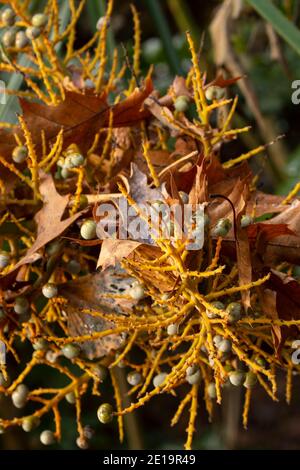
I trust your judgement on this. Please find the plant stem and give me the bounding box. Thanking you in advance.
[86,0,115,65]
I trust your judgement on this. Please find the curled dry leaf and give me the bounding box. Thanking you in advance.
[97,239,141,270]
[261,270,300,354]
[60,267,137,359]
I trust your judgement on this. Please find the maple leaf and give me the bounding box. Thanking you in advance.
[0,172,85,289]
[20,76,153,154]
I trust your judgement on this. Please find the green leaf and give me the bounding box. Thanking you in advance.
[144,0,183,75]
[246,0,300,56]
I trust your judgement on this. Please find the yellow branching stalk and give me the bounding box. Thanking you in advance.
[0,0,299,452]
[184,384,199,450]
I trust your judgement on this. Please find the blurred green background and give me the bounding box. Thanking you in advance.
[1,0,300,450]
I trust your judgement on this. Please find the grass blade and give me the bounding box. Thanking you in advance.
[167,0,200,42]
[144,0,183,75]
[246,0,300,56]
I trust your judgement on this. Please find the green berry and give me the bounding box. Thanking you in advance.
[167,323,178,336]
[243,371,257,389]
[218,338,232,353]
[25,26,41,40]
[97,403,113,424]
[22,416,40,432]
[15,31,29,49]
[12,145,28,163]
[12,384,29,408]
[33,338,48,351]
[80,219,97,240]
[46,240,61,256]
[2,29,16,47]
[61,166,71,179]
[229,370,245,386]
[212,218,232,237]
[226,302,242,324]
[62,343,81,359]
[205,85,225,101]
[1,8,16,26]
[40,430,55,445]
[186,364,198,376]
[0,252,10,269]
[65,391,76,404]
[96,16,109,31]
[76,436,89,449]
[83,425,94,440]
[207,382,217,399]
[153,372,167,388]
[213,301,225,310]
[213,335,223,347]
[127,371,142,386]
[42,283,58,299]
[129,284,145,300]
[16,384,29,400]
[14,296,29,315]
[174,95,189,113]
[64,153,85,169]
[57,157,65,167]
[241,214,254,228]
[186,370,201,385]
[31,13,48,28]
[45,350,59,363]
[66,259,81,274]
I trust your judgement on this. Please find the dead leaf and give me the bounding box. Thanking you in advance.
[20,76,153,154]
[60,266,137,359]
[261,288,281,354]
[261,270,300,354]
[97,239,141,269]
[0,172,85,288]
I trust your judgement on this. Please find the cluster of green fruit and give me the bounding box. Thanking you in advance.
[1,8,48,48]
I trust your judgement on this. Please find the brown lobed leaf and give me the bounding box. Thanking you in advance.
[20,76,153,154]
[0,172,85,288]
